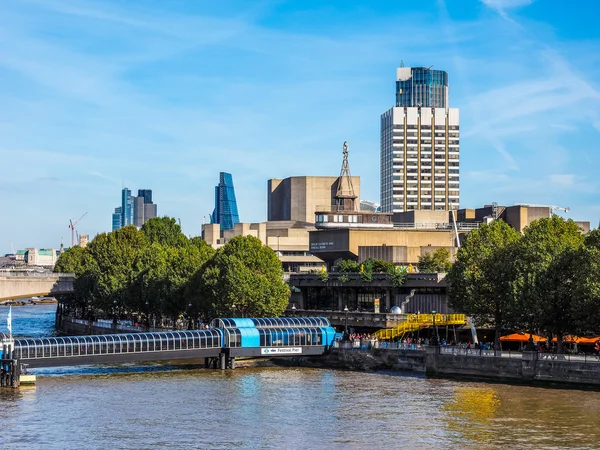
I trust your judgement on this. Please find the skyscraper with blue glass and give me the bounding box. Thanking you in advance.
[211,172,240,231]
[381,65,459,213]
[121,188,133,227]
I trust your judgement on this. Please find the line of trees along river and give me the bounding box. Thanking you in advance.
[447,216,600,353]
[54,217,290,323]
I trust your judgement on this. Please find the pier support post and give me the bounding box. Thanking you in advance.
[228,357,236,370]
[219,352,226,370]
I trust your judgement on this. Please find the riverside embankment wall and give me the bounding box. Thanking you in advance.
[290,347,600,388]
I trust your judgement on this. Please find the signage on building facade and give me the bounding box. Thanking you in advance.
[310,241,335,251]
[260,347,302,355]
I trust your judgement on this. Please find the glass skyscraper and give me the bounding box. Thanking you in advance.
[211,172,240,231]
[112,187,157,231]
[112,207,122,231]
[138,189,152,204]
[396,67,449,108]
[121,188,133,227]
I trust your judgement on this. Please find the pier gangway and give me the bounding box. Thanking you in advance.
[1,317,337,376]
[374,314,467,341]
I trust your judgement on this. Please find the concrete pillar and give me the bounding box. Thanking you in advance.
[337,290,343,311]
[425,345,440,375]
[385,289,392,312]
[521,351,537,380]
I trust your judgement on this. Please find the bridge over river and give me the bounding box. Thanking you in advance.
[0,272,74,301]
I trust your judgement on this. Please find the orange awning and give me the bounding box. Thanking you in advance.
[500,333,546,343]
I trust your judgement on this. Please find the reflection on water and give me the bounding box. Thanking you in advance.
[2,306,600,448]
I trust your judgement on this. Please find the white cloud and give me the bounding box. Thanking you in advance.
[480,0,534,12]
[549,174,576,187]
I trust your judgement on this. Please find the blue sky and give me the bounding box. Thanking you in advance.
[1,0,599,253]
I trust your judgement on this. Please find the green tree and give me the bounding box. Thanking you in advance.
[447,220,522,349]
[80,225,149,314]
[417,247,453,273]
[515,216,584,352]
[141,217,188,248]
[54,246,88,275]
[133,242,214,323]
[186,236,290,319]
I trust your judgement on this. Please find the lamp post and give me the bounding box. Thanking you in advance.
[112,300,118,327]
[344,305,349,334]
[291,304,296,317]
[432,309,440,345]
[232,303,236,317]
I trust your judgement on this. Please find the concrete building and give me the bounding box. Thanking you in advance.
[381,66,459,213]
[268,176,361,223]
[457,204,590,233]
[24,248,58,267]
[202,221,324,273]
[79,234,89,248]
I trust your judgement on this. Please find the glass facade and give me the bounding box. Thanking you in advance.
[212,172,240,231]
[396,67,448,108]
[121,188,133,227]
[111,207,122,231]
[138,189,153,204]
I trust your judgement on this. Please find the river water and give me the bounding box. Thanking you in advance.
[1,305,600,449]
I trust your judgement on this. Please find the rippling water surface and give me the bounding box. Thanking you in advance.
[1,305,600,449]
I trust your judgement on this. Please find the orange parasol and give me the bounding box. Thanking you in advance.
[500,332,546,343]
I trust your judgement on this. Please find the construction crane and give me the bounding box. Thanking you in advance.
[69,212,88,248]
[514,203,570,218]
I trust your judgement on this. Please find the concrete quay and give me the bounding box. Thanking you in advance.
[285,345,600,388]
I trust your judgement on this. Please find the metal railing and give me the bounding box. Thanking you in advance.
[332,340,424,351]
[393,222,479,230]
[439,346,522,359]
[538,353,600,364]
[0,271,75,277]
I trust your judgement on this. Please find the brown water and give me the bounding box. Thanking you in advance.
[1,365,600,449]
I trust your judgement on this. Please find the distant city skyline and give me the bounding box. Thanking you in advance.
[1,0,599,253]
[112,187,157,231]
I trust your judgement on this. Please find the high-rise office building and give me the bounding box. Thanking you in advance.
[138,189,153,205]
[211,172,239,231]
[121,188,133,227]
[380,66,459,213]
[133,189,157,227]
[112,207,122,231]
[112,188,157,231]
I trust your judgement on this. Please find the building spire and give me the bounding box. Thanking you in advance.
[335,141,357,211]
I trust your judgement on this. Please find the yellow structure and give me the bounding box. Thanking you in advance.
[374,314,466,340]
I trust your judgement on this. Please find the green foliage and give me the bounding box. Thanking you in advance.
[141,217,188,248]
[417,248,452,273]
[65,218,218,321]
[513,217,585,351]
[336,260,360,273]
[387,265,408,288]
[185,236,290,318]
[54,246,89,276]
[447,220,521,347]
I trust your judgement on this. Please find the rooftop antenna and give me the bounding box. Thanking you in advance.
[428,65,434,69]
[400,60,404,68]
[334,141,357,212]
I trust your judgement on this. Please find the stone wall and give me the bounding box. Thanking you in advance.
[291,347,600,388]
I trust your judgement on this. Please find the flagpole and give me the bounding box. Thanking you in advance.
[7,306,12,342]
